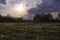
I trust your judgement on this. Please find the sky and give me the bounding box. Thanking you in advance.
[0,0,41,17]
[29,0,60,13]
[0,0,60,19]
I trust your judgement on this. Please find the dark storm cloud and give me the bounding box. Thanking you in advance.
[28,0,60,14]
[0,0,6,4]
[53,0,60,3]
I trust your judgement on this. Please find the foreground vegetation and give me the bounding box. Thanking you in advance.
[0,22,60,40]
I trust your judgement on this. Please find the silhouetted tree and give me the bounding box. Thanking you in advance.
[16,18,23,22]
[40,13,45,22]
[41,13,53,22]
[33,14,41,22]
[46,13,53,22]
[56,13,60,22]
[0,14,24,23]
[0,14,2,17]
[57,13,60,20]
[33,13,53,22]
[0,14,2,22]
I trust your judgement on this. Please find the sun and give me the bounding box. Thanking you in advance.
[15,4,25,12]
[13,3,29,17]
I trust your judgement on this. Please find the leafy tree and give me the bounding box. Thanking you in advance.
[16,18,23,22]
[0,14,2,17]
[56,13,60,22]
[46,13,53,22]
[40,13,45,22]
[33,13,53,22]
[33,14,41,22]
[0,14,2,22]
[58,13,60,19]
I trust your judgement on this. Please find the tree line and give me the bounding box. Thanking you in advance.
[0,15,23,23]
[0,13,60,23]
[33,13,60,22]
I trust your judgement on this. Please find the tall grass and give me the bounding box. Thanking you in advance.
[0,23,60,40]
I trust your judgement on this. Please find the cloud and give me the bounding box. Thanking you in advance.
[0,0,31,18]
[28,0,60,14]
[0,0,7,4]
[9,0,22,5]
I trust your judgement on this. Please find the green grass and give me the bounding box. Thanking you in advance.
[0,22,60,40]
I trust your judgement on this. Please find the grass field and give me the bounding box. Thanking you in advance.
[0,22,60,40]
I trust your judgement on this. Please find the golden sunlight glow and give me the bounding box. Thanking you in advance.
[13,2,30,18]
[15,4,25,12]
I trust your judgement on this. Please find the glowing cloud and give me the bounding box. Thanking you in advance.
[12,2,30,18]
[15,4,25,12]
